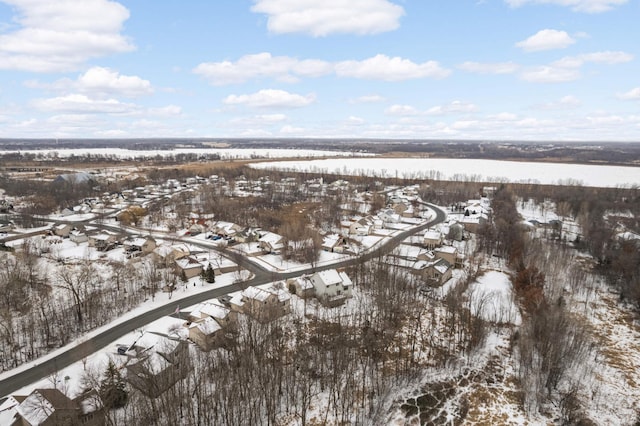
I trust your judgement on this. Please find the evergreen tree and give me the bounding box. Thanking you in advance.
[100,360,128,409]
[203,264,216,283]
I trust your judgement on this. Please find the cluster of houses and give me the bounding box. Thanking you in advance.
[112,268,354,401]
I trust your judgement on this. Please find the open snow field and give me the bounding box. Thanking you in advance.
[251,157,640,188]
[1,147,359,160]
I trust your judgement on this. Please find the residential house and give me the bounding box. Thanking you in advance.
[460,214,488,233]
[188,223,205,236]
[234,227,261,243]
[188,301,237,328]
[52,223,72,238]
[69,230,88,244]
[423,229,443,249]
[213,221,243,238]
[153,243,190,264]
[241,285,291,322]
[349,216,373,236]
[188,317,225,351]
[124,237,156,257]
[416,250,437,263]
[258,232,285,254]
[88,232,117,251]
[286,275,315,298]
[391,201,410,216]
[10,388,104,426]
[377,208,401,225]
[126,338,192,398]
[174,256,203,280]
[434,245,458,267]
[0,219,14,232]
[414,258,452,286]
[322,234,347,253]
[309,269,353,307]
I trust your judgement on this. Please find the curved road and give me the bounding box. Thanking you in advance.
[0,203,446,397]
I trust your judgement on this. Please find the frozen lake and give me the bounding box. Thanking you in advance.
[0,147,357,160]
[250,157,640,188]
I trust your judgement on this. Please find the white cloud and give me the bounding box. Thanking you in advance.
[385,104,420,115]
[488,112,519,121]
[458,61,520,74]
[193,52,332,85]
[520,51,632,83]
[223,89,316,108]
[228,114,288,126]
[280,125,305,134]
[505,0,627,13]
[516,29,576,52]
[195,53,447,84]
[552,51,633,67]
[74,67,152,97]
[335,54,450,81]
[32,94,138,114]
[251,0,404,36]
[426,101,477,115]
[148,105,182,116]
[536,95,582,109]
[520,66,581,82]
[349,94,386,104]
[32,67,152,97]
[618,87,640,100]
[345,116,366,125]
[0,0,134,72]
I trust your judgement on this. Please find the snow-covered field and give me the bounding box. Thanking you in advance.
[1,147,361,160]
[251,157,640,188]
[467,271,521,325]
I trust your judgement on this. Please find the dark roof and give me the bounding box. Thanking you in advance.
[35,388,77,410]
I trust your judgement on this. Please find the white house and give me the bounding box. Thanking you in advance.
[423,229,443,249]
[258,232,285,254]
[310,269,353,307]
[69,230,88,244]
[53,223,73,238]
[378,208,401,225]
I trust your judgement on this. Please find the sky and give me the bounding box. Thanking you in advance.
[0,0,639,141]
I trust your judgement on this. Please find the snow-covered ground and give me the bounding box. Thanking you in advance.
[251,158,640,188]
[0,269,243,387]
[467,271,521,325]
[1,148,363,160]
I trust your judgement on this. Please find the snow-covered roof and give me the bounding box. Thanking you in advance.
[125,237,151,247]
[191,316,222,335]
[433,260,450,275]
[242,286,272,302]
[259,231,283,244]
[290,276,314,290]
[314,269,343,286]
[17,389,75,425]
[191,302,230,320]
[436,246,457,254]
[91,233,114,241]
[242,285,290,303]
[424,230,441,240]
[175,257,202,270]
[322,234,340,248]
[338,271,353,287]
